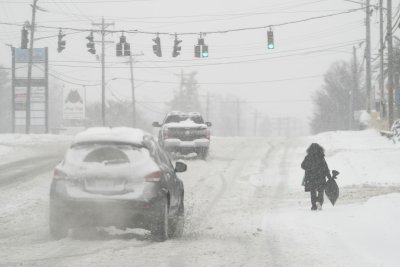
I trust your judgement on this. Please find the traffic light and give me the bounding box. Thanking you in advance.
[57,29,66,53]
[202,45,208,58]
[116,34,131,56]
[116,43,123,56]
[124,43,131,56]
[152,36,162,57]
[194,37,208,58]
[86,31,96,54]
[267,30,274,49]
[21,27,29,49]
[194,45,201,58]
[172,35,182,57]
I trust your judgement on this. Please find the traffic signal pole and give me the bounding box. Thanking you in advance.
[101,18,105,126]
[92,18,114,126]
[350,46,357,130]
[366,0,372,113]
[26,0,38,134]
[387,0,394,128]
[129,54,136,127]
[379,0,385,119]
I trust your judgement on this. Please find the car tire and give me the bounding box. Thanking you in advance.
[151,198,170,241]
[49,201,69,239]
[171,198,184,238]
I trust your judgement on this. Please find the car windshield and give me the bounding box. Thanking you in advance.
[65,143,148,165]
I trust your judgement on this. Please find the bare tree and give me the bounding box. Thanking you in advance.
[311,60,365,133]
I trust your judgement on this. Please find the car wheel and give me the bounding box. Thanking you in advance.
[49,201,69,239]
[171,198,184,238]
[151,198,170,241]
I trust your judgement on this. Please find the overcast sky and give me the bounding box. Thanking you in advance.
[0,0,397,126]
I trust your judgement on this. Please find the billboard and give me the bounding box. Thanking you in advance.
[12,47,48,133]
[63,87,85,121]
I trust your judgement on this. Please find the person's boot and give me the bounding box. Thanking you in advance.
[311,205,317,211]
[316,202,322,210]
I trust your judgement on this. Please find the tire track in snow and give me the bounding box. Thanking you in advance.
[185,139,264,236]
[240,139,294,267]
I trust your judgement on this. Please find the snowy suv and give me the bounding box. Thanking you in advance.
[49,127,187,241]
[152,111,212,159]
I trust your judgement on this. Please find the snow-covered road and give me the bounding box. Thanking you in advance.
[0,131,399,267]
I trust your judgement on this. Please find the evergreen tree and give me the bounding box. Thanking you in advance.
[169,71,201,112]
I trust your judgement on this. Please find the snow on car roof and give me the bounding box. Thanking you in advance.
[73,127,148,145]
[166,111,202,117]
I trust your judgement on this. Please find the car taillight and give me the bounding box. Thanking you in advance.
[163,127,168,139]
[145,171,162,182]
[53,168,67,180]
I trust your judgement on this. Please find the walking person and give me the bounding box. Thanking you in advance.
[301,143,331,210]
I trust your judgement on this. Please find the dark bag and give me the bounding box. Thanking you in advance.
[325,170,340,205]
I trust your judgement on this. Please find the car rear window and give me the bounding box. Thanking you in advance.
[165,114,204,124]
[65,143,148,165]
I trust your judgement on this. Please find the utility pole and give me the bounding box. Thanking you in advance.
[379,0,385,119]
[206,92,210,122]
[173,69,185,110]
[387,0,394,128]
[129,54,136,127]
[366,0,372,113]
[26,0,38,134]
[92,18,114,126]
[252,110,259,136]
[236,99,240,136]
[351,46,357,130]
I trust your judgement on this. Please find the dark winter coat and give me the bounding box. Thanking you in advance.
[301,153,331,192]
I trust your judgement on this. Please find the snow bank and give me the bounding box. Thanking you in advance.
[305,129,400,186]
[0,134,73,147]
[269,193,400,267]
[0,134,73,163]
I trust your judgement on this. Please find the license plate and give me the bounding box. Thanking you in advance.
[84,179,125,192]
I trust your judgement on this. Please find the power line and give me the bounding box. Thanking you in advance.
[44,39,361,65]
[46,69,324,87]
[136,74,324,85]
[1,0,149,3]
[45,42,362,69]
[0,7,365,36]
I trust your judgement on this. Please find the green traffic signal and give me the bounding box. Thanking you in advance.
[202,45,208,57]
[267,30,274,50]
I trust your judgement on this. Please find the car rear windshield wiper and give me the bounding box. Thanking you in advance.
[102,159,128,165]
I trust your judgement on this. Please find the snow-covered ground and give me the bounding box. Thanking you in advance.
[0,130,399,267]
[0,134,73,164]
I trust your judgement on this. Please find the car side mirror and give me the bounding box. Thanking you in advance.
[206,122,212,127]
[152,121,161,127]
[175,160,187,173]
